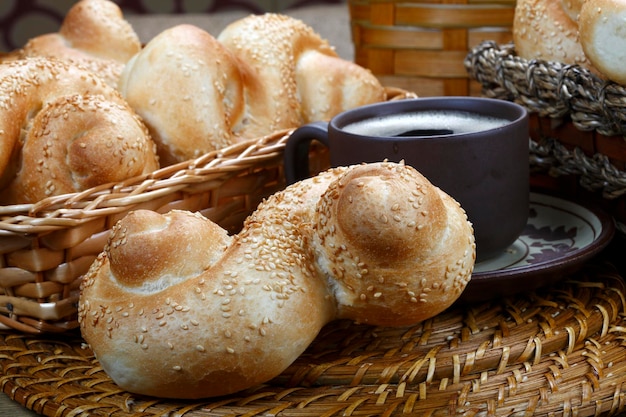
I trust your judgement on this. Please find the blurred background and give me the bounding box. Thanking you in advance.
[0,0,346,52]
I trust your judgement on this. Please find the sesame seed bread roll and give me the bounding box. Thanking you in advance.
[217,13,386,127]
[294,50,388,124]
[561,0,587,21]
[579,0,626,84]
[79,162,475,399]
[513,0,593,67]
[118,14,385,166]
[312,163,475,326]
[17,0,141,87]
[0,57,158,204]
[118,24,261,166]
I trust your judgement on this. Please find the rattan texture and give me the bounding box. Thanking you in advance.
[0,261,625,416]
[465,41,626,135]
[349,0,515,97]
[0,87,414,335]
[0,130,292,335]
[465,41,626,208]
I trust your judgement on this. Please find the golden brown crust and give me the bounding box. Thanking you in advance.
[578,0,626,84]
[0,57,158,204]
[561,0,587,21]
[513,0,593,67]
[57,0,140,62]
[118,24,253,166]
[295,50,387,123]
[312,164,475,326]
[18,0,140,87]
[79,162,475,399]
[118,14,386,166]
[219,14,386,128]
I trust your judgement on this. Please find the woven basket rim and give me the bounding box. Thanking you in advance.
[465,41,626,136]
[1,261,625,416]
[0,87,416,334]
[0,129,293,236]
[0,86,414,237]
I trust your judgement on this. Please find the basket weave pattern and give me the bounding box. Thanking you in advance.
[465,41,626,220]
[0,87,413,335]
[349,0,515,97]
[0,130,293,334]
[1,262,625,416]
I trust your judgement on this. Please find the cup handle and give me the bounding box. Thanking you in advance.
[284,121,330,185]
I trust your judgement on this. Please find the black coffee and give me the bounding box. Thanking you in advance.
[343,110,509,137]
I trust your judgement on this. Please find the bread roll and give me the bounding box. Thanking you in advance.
[561,0,587,21]
[79,161,475,399]
[18,0,141,87]
[311,163,475,326]
[118,24,261,166]
[0,57,158,204]
[513,0,593,67]
[295,50,388,123]
[118,15,386,166]
[218,13,386,127]
[578,0,626,84]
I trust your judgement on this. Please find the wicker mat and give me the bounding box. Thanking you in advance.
[1,262,626,416]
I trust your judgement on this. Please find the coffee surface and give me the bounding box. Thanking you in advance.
[343,110,509,137]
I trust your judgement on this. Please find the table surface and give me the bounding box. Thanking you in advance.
[0,394,39,416]
[0,5,354,416]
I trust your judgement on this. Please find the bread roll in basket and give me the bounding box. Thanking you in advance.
[79,161,475,399]
[0,0,414,334]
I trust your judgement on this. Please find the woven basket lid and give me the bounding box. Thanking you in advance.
[1,261,625,416]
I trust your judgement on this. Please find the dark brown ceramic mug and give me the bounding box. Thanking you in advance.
[284,97,529,262]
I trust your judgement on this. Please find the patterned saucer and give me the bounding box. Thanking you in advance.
[460,191,615,302]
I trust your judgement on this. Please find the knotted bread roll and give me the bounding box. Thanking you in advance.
[79,162,475,399]
[218,13,386,127]
[118,14,386,165]
[560,0,586,21]
[513,0,593,67]
[16,0,141,87]
[0,57,159,204]
[578,0,626,84]
[118,24,263,166]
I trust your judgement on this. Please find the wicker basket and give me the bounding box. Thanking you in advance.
[465,41,626,225]
[1,261,626,416]
[0,87,413,335]
[349,0,516,97]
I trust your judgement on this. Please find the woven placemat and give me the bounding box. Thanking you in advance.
[1,261,625,416]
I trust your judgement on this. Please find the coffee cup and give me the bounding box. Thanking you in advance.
[284,96,529,262]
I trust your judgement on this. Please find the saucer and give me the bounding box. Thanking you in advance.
[460,191,615,302]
